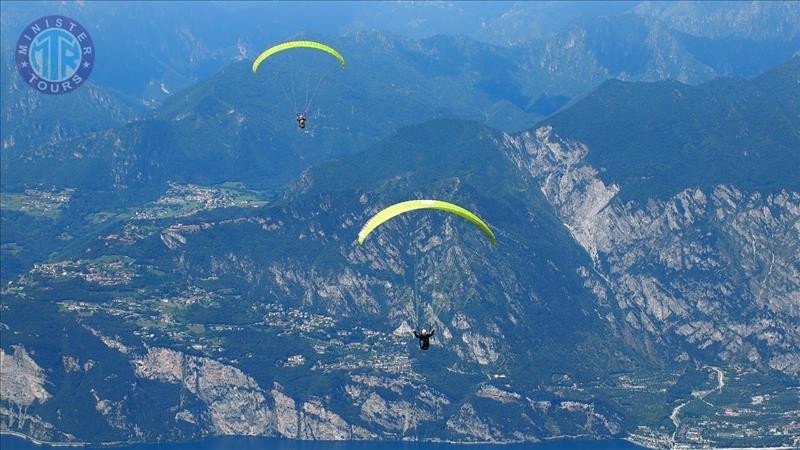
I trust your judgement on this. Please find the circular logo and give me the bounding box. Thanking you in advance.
[15,15,95,95]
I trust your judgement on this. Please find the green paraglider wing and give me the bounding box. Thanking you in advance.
[357,200,496,245]
[252,40,346,73]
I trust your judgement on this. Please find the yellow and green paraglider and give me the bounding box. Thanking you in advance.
[357,200,496,338]
[252,41,346,73]
[252,40,345,129]
[358,200,496,246]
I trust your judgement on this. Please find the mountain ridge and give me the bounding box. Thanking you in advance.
[541,55,800,203]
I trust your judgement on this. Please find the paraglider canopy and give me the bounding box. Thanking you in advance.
[357,199,495,338]
[252,40,346,73]
[251,40,346,128]
[357,199,496,245]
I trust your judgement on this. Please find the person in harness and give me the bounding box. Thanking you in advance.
[413,328,435,350]
[296,113,307,129]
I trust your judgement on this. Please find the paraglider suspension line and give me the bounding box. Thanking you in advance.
[412,245,421,330]
[303,72,311,113]
[287,73,300,114]
[431,237,487,318]
[279,79,297,116]
[303,66,336,114]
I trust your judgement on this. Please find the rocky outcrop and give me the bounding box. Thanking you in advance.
[299,399,373,440]
[345,374,447,437]
[0,346,51,406]
[0,346,77,443]
[476,384,521,403]
[359,392,421,433]
[503,126,800,375]
[271,386,298,438]
[0,406,78,444]
[132,347,377,440]
[133,347,274,436]
[446,403,495,441]
[460,331,501,365]
[160,224,201,249]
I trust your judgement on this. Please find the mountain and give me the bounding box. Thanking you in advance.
[543,55,800,203]
[2,58,798,448]
[633,1,800,41]
[3,1,795,106]
[333,1,638,46]
[3,1,795,176]
[0,2,639,96]
[5,29,796,197]
[531,12,799,90]
[1,119,644,444]
[0,53,143,153]
[1,1,288,103]
[0,32,550,194]
[504,57,800,446]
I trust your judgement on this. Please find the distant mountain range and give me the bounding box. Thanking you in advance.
[2,1,797,152]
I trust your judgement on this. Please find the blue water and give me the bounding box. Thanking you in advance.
[1,435,643,450]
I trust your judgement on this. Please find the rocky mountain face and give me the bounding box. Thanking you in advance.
[0,56,142,154]
[526,57,799,378]
[503,125,800,376]
[633,1,800,41]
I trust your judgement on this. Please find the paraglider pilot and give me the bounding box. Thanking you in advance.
[296,113,307,129]
[413,328,435,350]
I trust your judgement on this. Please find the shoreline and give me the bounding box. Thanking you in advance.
[0,431,126,448]
[5,430,794,450]
[0,432,638,448]
[624,434,797,450]
[1,430,90,447]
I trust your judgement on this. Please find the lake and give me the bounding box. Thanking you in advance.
[1,435,644,450]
